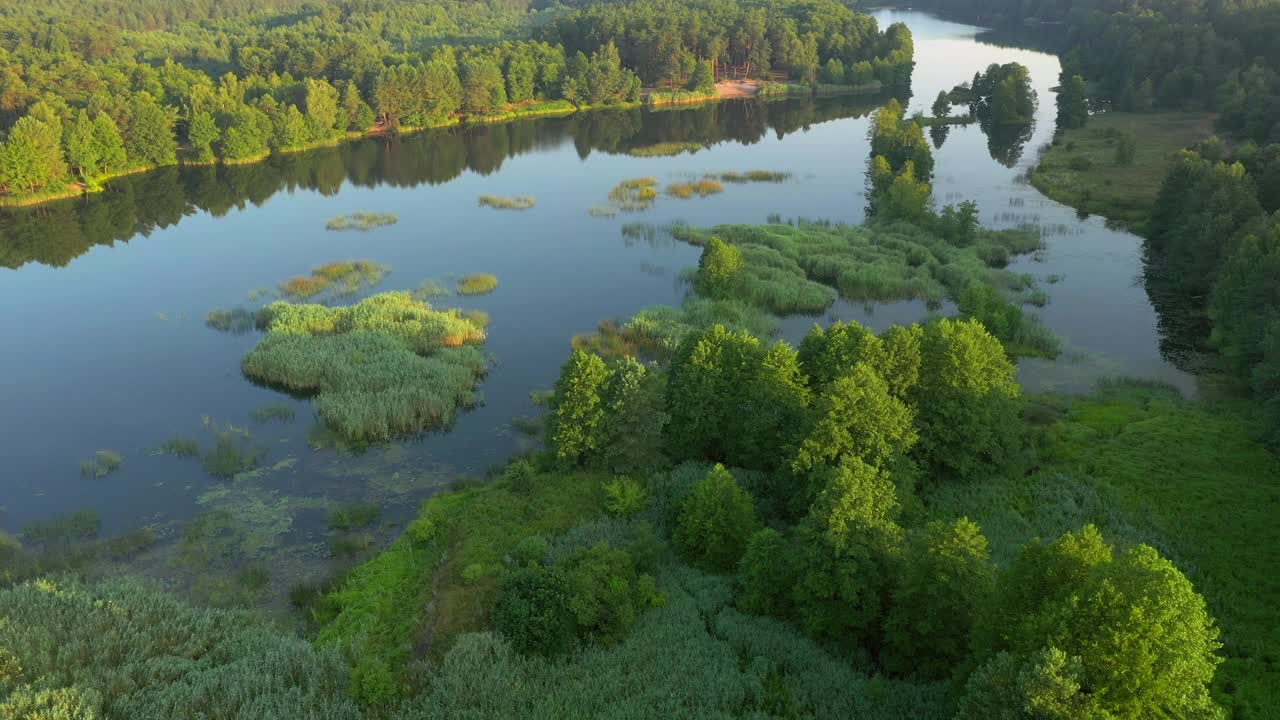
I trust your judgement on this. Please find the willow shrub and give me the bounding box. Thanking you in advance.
[0,578,360,720]
[243,292,488,443]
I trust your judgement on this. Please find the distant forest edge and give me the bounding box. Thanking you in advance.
[0,0,914,206]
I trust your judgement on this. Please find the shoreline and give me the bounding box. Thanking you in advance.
[1,84,885,211]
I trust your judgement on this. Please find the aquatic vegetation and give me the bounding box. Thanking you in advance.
[0,578,361,718]
[250,402,296,424]
[205,307,258,334]
[21,510,100,545]
[457,273,499,295]
[574,299,776,361]
[79,450,122,478]
[627,141,704,157]
[715,170,793,183]
[330,501,382,531]
[478,194,536,210]
[159,435,201,457]
[666,178,724,199]
[588,206,618,217]
[279,260,389,300]
[243,292,490,442]
[201,431,262,479]
[331,533,375,558]
[607,177,661,212]
[279,274,333,299]
[411,279,450,301]
[326,211,399,231]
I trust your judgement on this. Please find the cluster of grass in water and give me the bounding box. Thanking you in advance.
[78,450,122,478]
[478,195,536,210]
[242,291,489,443]
[205,307,259,334]
[250,402,296,424]
[714,170,792,183]
[1,509,155,585]
[606,177,660,213]
[325,212,399,231]
[278,260,389,301]
[626,141,704,157]
[666,178,725,199]
[456,273,499,295]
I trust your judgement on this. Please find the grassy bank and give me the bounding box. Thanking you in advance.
[1029,111,1214,232]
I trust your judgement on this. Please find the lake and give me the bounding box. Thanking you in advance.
[0,10,1192,599]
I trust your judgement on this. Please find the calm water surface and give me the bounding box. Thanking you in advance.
[0,11,1191,591]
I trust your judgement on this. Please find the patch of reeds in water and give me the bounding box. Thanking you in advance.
[79,450,123,479]
[278,260,389,300]
[607,178,660,213]
[206,307,259,334]
[326,212,399,231]
[478,195,535,210]
[242,291,490,443]
[627,142,704,157]
[715,171,793,183]
[250,403,296,424]
[666,178,725,199]
[456,273,499,295]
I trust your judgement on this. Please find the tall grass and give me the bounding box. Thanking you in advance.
[326,212,399,231]
[0,578,361,719]
[607,178,660,212]
[243,292,489,442]
[457,273,499,295]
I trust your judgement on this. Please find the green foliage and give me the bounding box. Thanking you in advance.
[673,464,758,572]
[790,363,917,486]
[688,59,715,93]
[21,510,100,545]
[967,526,1225,719]
[596,358,669,473]
[0,578,359,719]
[696,237,745,298]
[602,477,649,518]
[494,564,577,656]
[792,457,902,645]
[883,518,995,679]
[664,324,761,462]
[1056,74,1089,132]
[560,543,665,644]
[200,431,261,479]
[545,349,611,467]
[242,292,488,443]
[911,318,1022,482]
[737,527,797,617]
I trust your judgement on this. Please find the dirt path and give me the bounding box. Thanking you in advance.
[715,80,763,99]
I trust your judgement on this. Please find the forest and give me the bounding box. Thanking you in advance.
[3,1,1280,719]
[0,0,912,204]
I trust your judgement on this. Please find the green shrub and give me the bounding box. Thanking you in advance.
[603,477,648,517]
[673,465,758,572]
[737,527,797,617]
[503,458,536,491]
[493,565,577,656]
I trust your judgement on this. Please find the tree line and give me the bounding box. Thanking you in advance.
[0,0,913,201]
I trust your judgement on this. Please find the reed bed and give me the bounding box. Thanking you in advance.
[243,291,489,443]
[478,195,536,210]
[715,171,793,183]
[278,260,389,300]
[456,273,499,295]
[325,212,399,231]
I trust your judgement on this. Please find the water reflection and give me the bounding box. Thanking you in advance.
[0,95,891,271]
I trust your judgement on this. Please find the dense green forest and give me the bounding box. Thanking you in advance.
[3,2,1280,720]
[0,0,912,204]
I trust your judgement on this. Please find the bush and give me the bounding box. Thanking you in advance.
[493,565,577,656]
[673,465,758,572]
[603,477,648,517]
[737,527,797,617]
